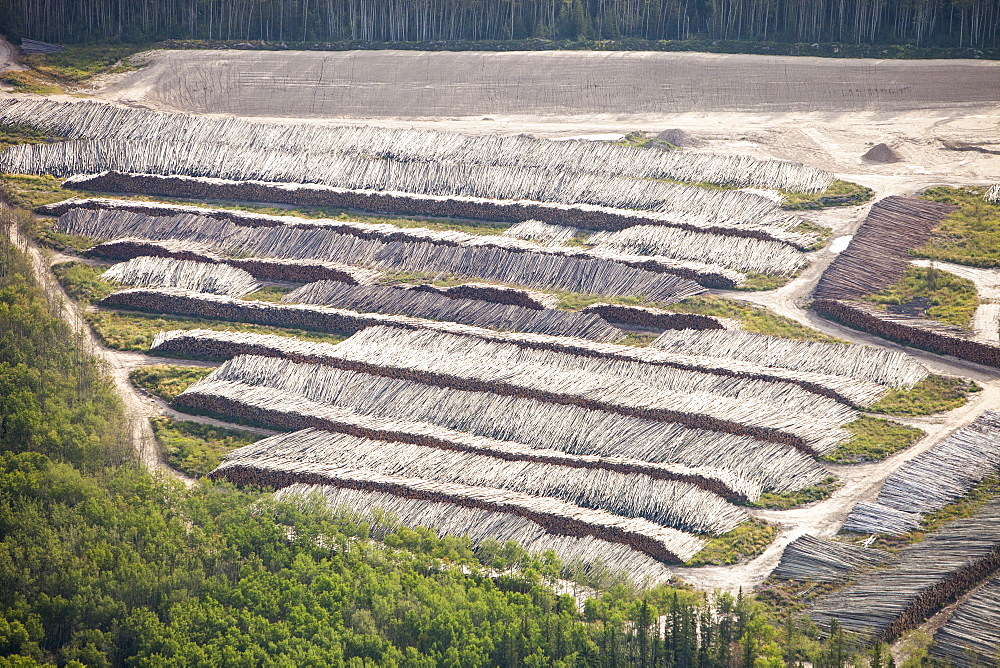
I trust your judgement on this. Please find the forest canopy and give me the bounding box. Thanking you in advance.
[1,0,998,49]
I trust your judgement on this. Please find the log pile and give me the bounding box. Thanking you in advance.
[582,304,731,331]
[651,328,928,393]
[212,456,705,564]
[140,299,889,409]
[302,325,859,453]
[101,256,261,297]
[414,282,559,310]
[814,196,958,300]
[215,428,748,534]
[587,225,807,276]
[153,336,827,497]
[277,483,677,586]
[811,498,1000,642]
[0,98,833,193]
[930,576,1000,666]
[177,375,769,503]
[773,534,894,582]
[88,238,383,284]
[56,172,817,250]
[844,411,1000,534]
[502,220,578,245]
[4,141,813,239]
[54,201,719,296]
[283,280,622,341]
[813,299,1000,368]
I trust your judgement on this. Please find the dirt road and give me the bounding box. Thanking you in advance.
[0,36,24,73]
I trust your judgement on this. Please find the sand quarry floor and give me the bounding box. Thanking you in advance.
[26,49,1000,595]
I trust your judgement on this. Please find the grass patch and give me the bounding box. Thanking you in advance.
[1,174,70,210]
[52,261,118,303]
[735,272,794,291]
[686,520,777,567]
[782,180,874,211]
[150,417,258,478]
[866,265,978,328]
[666,294,844,343]
[0,70,61,94]
[914,186,1000,268]
[867,374,981,416]
[243,286,294,302]
[868,475,1000,550]
[85,309,348,352]
[24,44,148,83]
[822,417,923,464]
[750,477,840,510]
[130,365,213,402]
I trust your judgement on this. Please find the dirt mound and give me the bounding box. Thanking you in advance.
[656,129,704,148]
[862,143,902,163]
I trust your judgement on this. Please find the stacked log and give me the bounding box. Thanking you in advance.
[502,220,578,245]
[811,498,1000,642]
[587,225,807,276]
[930,577,1000,666]
[283,280,623,341]
[213,428,749,533]
[57,172,816,250]
[813,299,1000,368]
[415,282,559,310]
[101,256,261,297]
[814,197,958,301]
[773,534,894,582]
[583,304,731,332]
[188,324,858,453]
[277,483,678,587]
[87,238,383,284]
[53,201,719,296]
[140,299,891,409]
[0,98,833,193]
[844,411,1000,534]
[211,457,705,564]
[154,336,827,497]
[650,328,928,392]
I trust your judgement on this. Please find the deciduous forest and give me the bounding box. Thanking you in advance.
[1,0,998,49]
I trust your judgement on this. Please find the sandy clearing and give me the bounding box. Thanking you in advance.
[99,49,1000,118]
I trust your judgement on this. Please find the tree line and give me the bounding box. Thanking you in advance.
[1,0,998,49]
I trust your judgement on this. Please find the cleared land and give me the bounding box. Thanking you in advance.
[100,50,1000,117]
